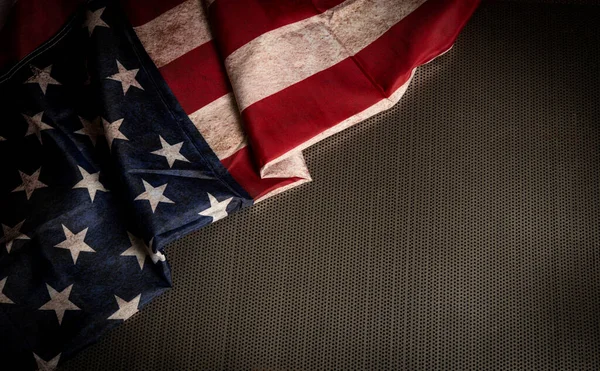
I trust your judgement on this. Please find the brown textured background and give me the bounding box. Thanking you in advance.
[62,0,600,369]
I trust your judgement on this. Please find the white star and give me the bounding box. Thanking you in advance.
[24,65,61,94]
[120,232,165,270]
[54,225,95,264]
[151,136,190,168]
[23,112,53,144]
[33,353,61,371]
[198,193,234,223]
[1,220,30,253]
[107,294,141,320]
[102,118,128,150]
[106,60,143,94]
[75,116,104,146]
[0,277,14,304]
[12,168,47,200]
[134,179,174,213]
[72,166,108,202]
[38,284,80,325]
[83,7,109,36]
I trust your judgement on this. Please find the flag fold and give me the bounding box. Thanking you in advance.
[0,0,478,368]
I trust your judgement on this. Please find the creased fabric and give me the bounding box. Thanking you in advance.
[0,0,478,368]
[0,1,251,369]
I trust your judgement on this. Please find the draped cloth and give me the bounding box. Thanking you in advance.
[0,0,478,368]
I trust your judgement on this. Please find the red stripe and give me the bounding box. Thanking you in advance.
[120,0,186,27]
[355,0,481,96]
[242,58,383,170]
[241,0,479,171]
[220,146,302,199]
[0,0,80,71]
[208,0,345,57]
[158,41,231,115]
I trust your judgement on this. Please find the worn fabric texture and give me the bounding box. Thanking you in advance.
[0,1,254,369]
[0,0,479,369]
[61,1,600,369]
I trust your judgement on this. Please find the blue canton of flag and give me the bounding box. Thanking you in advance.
[0,1,253,369]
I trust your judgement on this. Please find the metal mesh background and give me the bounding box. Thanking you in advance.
[62,1,600,370]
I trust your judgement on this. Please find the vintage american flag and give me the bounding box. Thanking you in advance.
[0,0,478,368]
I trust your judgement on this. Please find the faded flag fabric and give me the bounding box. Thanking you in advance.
[0,0,478,368]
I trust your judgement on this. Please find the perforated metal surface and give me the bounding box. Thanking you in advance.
[61,1,600,370]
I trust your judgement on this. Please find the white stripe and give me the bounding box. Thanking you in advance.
[134,0,211,68]
[188,93,246,160]
[261,152,311,179]
[188,92,312,179]
[226,0,426,111]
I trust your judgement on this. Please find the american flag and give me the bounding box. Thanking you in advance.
[0,0,478,368]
